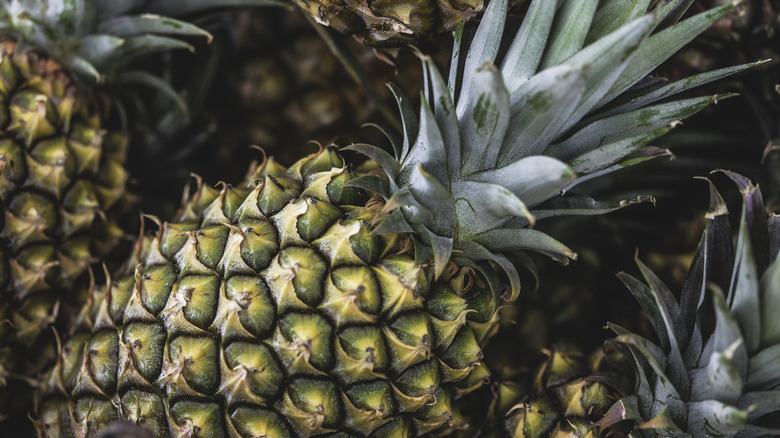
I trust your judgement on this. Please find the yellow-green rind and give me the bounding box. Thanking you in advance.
[291,0,483,45]
[0,39,129,417]
[36,148,503,437]
[500,347,628,438]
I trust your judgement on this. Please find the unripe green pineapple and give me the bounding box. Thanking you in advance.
[228,8,424,165]
[0,37,130,336]
[34,0,751,435]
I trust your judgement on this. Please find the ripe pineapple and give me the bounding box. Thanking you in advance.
[600,173,780,436]
[0,0,270,423]
[35,0,751,435]
[0,37,128,334]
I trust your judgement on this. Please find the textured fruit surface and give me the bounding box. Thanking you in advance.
[500,347,631,438]
[0,0,268,427]
[36,149,499,437]
[290,0,484,45]
[0,39,130,419]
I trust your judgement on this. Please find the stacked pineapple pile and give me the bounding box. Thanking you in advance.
[0,0,777,437]
[0,0,275,429]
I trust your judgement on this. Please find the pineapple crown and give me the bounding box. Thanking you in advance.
[0,0,275,86]
[603,172,780,436]
[346,0,758,301]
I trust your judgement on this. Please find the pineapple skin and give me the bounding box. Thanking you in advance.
[0,39,130,419]
[290,0,484,45]
[501,347,631,438]
[229,9,397,165]
[36,148,502,437]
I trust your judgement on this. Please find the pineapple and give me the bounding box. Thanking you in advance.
[600,173,780,436]
[0,39,133,423]
[34,0,752,435]
[290,0,484,45]
[500,346,632,438]
[0,0,270,423]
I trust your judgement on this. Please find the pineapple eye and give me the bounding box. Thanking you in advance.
[364,348,376,363]
[236,291,252,309]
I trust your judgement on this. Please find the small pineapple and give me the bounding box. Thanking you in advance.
[600,173,780,436]
[0,39,133,422]
[501,346,631,438]
[0,34,132,333]
[34,0,751,435]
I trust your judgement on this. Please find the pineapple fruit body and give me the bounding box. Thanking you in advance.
[227,8,423,165]
[0,39,129,419]
[291,0,483,45]
[0,0,270,424]
[502,347,631,438]
[37,148,498,437]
